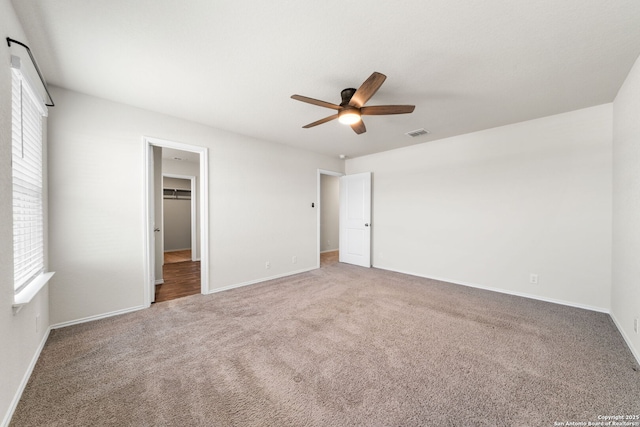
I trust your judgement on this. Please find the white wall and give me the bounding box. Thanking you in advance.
[320,174,339,252]
[47,87,344,325]
[612,54,640,361]
[0,1,52,424]
[164,176,191,190]
[347,104,612,311]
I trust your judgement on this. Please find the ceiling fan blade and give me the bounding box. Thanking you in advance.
[361,105,415,115]
[349,72,387,108]
[351,120,366,134]
[302,113,339,128]
[291,95,341,110]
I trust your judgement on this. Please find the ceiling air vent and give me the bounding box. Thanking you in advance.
[405,128,430,138]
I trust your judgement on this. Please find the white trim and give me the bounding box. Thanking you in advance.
[317,169,344,269]
[320,249,339,254]
[1,326,51,427]
[199,147,209,294]
[143,143,154,303]
[143,137,210,307]
[50,305,147,330]
[374,264,610,314]
[610,313,640,366]
[163,173,197,261]
[12,272,55,314]
[10,56,47,116]
[206,267,317,295]
[154,279,164,285]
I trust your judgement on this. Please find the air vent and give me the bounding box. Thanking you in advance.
[405,128,430,138]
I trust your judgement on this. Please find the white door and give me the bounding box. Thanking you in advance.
[339,172,371,267]
[147,144,157,304]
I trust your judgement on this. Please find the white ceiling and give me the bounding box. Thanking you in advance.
[162,147,199,163]
[11,0,640,159]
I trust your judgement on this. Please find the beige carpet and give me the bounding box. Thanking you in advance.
[11,262,640,426]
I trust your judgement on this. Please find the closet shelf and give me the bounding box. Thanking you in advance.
[163,188,191,200]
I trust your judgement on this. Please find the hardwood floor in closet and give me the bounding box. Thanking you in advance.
[320,250,338,267]
[164,250,192,264]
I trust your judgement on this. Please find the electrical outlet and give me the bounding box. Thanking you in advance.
[529,274,538,284]
[292,256,297,264]
[265,261,270,269]
[634,318,638,334]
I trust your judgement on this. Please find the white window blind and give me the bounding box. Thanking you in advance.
[11,58,47,293]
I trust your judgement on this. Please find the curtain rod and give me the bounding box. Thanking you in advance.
[6,37,55,107]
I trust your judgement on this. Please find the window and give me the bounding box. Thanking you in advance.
[11,56,47,294]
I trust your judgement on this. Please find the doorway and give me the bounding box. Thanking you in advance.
[157,174,200,302]
[317,169,373,269]
[163,174,197,260]
[317,169,342,267]
[144,137,209,306]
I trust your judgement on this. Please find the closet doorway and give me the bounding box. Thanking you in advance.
[158,173,200,302]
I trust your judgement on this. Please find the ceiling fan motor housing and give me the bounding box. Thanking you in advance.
[340,88,357,106]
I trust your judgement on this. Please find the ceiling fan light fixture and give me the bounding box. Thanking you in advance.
[338,108,361,125]
[292,72,414,134]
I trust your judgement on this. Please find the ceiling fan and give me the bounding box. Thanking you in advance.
[291,72,415,135]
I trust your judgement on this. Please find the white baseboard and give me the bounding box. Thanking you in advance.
[50,305,147,330]
[320,249,339,254]
[207,267,317,295]
[2,326,51,427]
[374,265,610,314]
[154,279,164,285]
[610,312,640,366]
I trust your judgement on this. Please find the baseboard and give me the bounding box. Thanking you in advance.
[50,305,147,330]
[374,265,610,314]
[164,248,191,253]
[320,249,338,254]
[1,326,51,427]
[610,312,640,366]
[155,279,164,285]
[207,267,317,295]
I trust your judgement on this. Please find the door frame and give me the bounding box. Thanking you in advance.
[143,136,209,306]
[316,169,344,268]
[163,173,198,261]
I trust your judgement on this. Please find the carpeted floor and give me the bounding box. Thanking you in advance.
[10,262,640,426]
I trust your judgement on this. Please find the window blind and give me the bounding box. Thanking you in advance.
[11,61,47,293]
